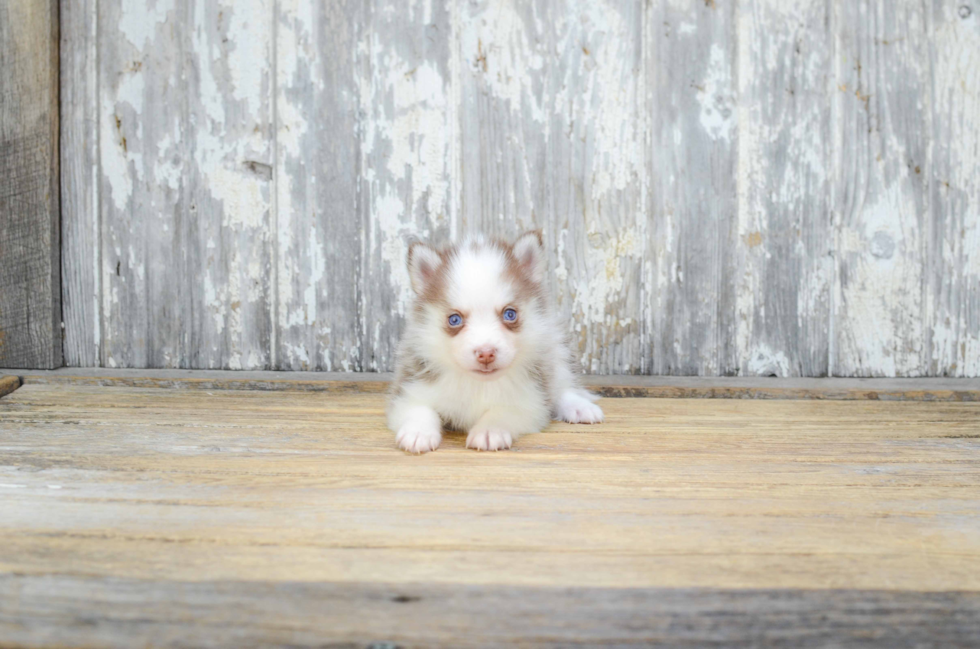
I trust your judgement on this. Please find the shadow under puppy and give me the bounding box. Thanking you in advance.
[387,231,603,453]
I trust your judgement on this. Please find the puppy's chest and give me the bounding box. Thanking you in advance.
[414,374,544,428]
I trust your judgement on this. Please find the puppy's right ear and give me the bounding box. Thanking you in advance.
[407,241,442,294]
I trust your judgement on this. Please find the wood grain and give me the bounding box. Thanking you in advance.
[646,0,738,375]
[6,368,980,401]
[0,0,61,369]
[1,385,978,590]
[833,0,931,376]
[928,1,980,377]
[357,0,455,372]
[58,1,980,377]
[274,0,363,371]
[98,0,274,369]
[0,383,978,644]
[3,576,979,647]
[459,0,646,374]
[60,0,101,368]
[736,0,833,377]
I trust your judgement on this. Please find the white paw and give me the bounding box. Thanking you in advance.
[396,424,442,454]
[466,427,513,451]
[557,392,604,424]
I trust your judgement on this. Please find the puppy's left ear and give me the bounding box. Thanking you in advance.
[512,230,546,284]
[407,241,442,294]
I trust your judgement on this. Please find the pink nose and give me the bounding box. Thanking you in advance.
[475,346,496,365]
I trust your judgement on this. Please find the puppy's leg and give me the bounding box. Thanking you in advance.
[466,401,549,451]
[389,400,442,454]
[555,388,604,424]
[466,409,514,451]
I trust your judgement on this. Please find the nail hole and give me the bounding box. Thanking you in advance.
[391,594,421,603]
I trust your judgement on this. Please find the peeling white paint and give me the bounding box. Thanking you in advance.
[361,20,452,319]
[77,0,979,377]
[119,0,173,50]
[460,0,544,120]
[747,344,792,377]
[570,226,641,332]
[838,184,924,376]
[385,61,450,217]
[100,106,133,211]
[226,1,271,117]
[698,44,734,142]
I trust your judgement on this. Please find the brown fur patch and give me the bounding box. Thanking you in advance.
[501,247,546,309]
[409,233,545,326]
[412,245,456,317]
[391,349,440,397]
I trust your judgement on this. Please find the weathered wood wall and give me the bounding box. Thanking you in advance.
[60,0,980,376]
[0,0,61,369]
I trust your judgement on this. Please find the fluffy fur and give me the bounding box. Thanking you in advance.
[387,231,603,453]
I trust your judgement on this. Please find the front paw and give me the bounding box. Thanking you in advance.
[466,427,513,451]
[557,392,604,424]
[396,424,442,454]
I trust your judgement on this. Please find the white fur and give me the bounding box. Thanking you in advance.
[389,234,603,453]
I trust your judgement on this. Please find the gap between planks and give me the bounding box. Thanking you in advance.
[1,368,979,401]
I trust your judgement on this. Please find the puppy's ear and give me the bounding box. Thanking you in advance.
[512,230,545,284]
[407,241,442,294]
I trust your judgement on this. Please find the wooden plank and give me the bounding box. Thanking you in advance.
[358,0,455,372]
[60,0,101,368]
[99,0,274,369]
[54,0,980,380]
[927,2,980,376]
[0,0,61,369]
[4,368,979,400]
[2,576,979,648]
[458,0,646,374]
[1,385,978,589]
[11,368,392,393]
[1,384,979,643]
[736,0,833,377]
[833,0,931,376]
[646,0,738,375]
[274,1,363,371]
[182,0,275,370]
[97,0,177,368]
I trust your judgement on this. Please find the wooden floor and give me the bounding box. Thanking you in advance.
[1,383,979,647]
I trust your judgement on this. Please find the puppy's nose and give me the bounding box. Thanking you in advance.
[475,346,496,366]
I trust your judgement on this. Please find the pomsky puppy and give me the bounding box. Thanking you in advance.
[387,231,603,453]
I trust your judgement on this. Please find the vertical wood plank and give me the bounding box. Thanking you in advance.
[99,0,274,368]
[275,1,363,371]
[183,0,274,369]
[98,0,181,367]
[928,1,980,376]
[0,0,62,369]
[735,0,833,377]
[833,0,931,376]
[62,0,101,367]
[358,0,455,372]
[645,0,738,375]
[458,0,646,374]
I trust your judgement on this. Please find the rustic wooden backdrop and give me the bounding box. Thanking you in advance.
[0,0,60,369]
[59,0,980,376]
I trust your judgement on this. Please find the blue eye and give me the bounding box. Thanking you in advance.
[448,313,463,327]
[502,308,518,322]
